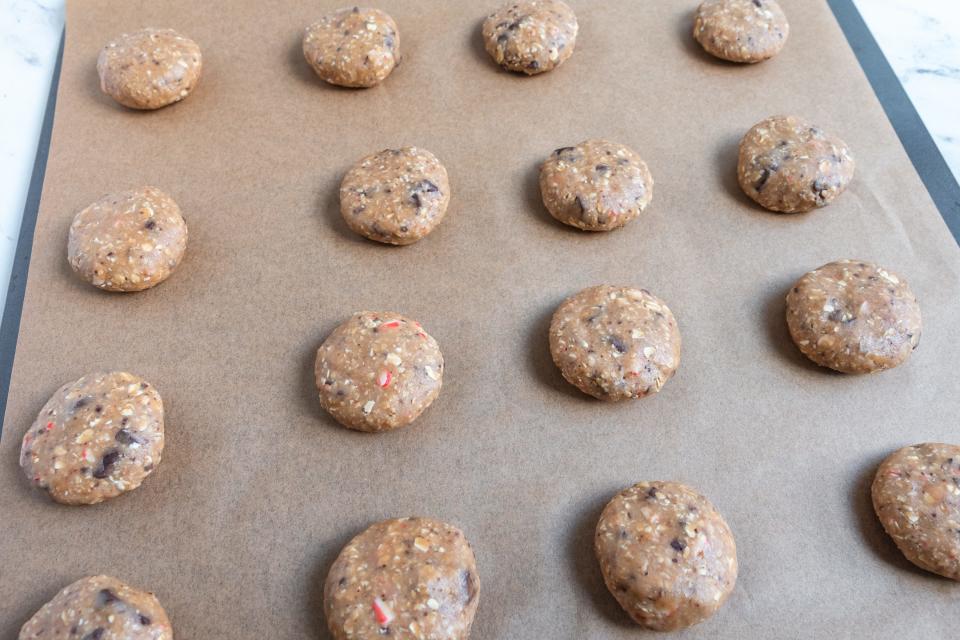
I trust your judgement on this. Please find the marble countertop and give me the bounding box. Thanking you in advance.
[0,0,957,312]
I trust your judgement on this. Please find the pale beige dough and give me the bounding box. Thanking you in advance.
[482,0,578,74]
[303,7,400,88]
[693,0,789,63]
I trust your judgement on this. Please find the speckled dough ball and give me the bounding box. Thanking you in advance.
[340,147,451,245]
[595,482,738,631]
[550,285,681,401]
[68,187,188,292]
[872,443,960,580]
[785,260,921,374]
[315,312,444,432]
[693,0,789,63]
[19,371,164,506]
[539,140,654,231]
[303,7,400,88]
[738,115,855,213]
[19,575,172,640]
[97,28,202,110]
[482,0,578,75]
[324,517,480,639]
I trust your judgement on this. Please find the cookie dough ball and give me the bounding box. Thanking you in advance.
[539,140,654,231]
[595,482,738,631]
[19,575,172,640]
[324,517,480,639]
[693,0,789,63]
[303,7,400,88]
[872,443,960,580]
[550,285,681,400]
[340,147,450,245]
[19,371,164,505]
[68,187,188,292]
[315,312,443,432]
[482,0,578,75]
[97,28,202,110]
[738,115,855,213]
[786,260,921,374]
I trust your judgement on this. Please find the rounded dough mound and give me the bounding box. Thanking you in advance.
[303,7,400,88]
[68,186,188,292]
[482,0,578,75]
[785,260,921,374]
[738,115,855,213]
[693,0,789,63]
[97,28,202,110]
[872,443,960,580]
[549,285,681,400]
[595,481,738,631]
[20,371,164,505]
[324,517,480,640]
[315,312,444,432]
[19,575,172,640]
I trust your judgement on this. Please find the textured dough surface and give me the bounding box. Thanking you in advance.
[693,0,789,63]
[595,482,738,631]
[340,147,450,245]
[19,575,172,640]
[315,312,443,431]
[68,186,188,292]
[872,443,960,580]
[550,285,680,400]
[97,28,202,110]
[738,115,855,213]
[539,140,654,231]
[324,517,480,640]
[786,260,921,374]
[482,0,578,74]
[303,7,399,88]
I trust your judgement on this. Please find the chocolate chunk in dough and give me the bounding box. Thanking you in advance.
[324,517,480,640]
[785,260,921,374]
[97,28,202,109]
[303,7,400,88]
[550,285,681,400]
[872,443,960,580]
[19,372,164,505]
[693,0,789,63]
[482,0,578,75]
[738,115,855,213]
[595,481,738,631]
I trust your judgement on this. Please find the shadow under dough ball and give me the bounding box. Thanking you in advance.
[324,517,480,640]
[303,6,400,88]
[785,260,921,374]
[97,27,202,109]
[19,575,172,640]
[738,115,855,213]
[595,481,738,631]
[482,0,578,74]
[693,0,789,63]
[872,443,960,580]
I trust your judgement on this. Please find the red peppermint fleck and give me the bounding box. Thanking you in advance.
[381,321,401,329]
[372,597,394,626]
[377,370,393,388]
[45,422,54,431]
[416,332,427,339]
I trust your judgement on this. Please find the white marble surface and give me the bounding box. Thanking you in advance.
[0,1,958,313]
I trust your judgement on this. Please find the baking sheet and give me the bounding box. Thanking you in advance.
[2,0,960,637]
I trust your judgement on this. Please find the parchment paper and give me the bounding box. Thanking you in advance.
[2,1,959,637]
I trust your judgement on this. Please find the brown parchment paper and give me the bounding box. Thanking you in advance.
[2,1,959,637]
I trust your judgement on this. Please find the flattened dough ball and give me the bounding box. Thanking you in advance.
[872,443,960,580]
[595,482,738,631]
[97,28,202,109]
[340,147,451,245]
[738,115,855,213]
[785,260,921,374]
[693,0,789,63]
[482,0,578,75]
[324,517,480,639]
[315,312,443,431]
[19,575,172,640]
[550,285,681,400]
[19,371,164,506]
[303,7,400,88]
[539,140,654,231]
[68,187,188,292]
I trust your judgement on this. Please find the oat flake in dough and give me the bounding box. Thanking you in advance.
[482,0,578,75]
[693,0,789,63]
[303,7,400,88]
